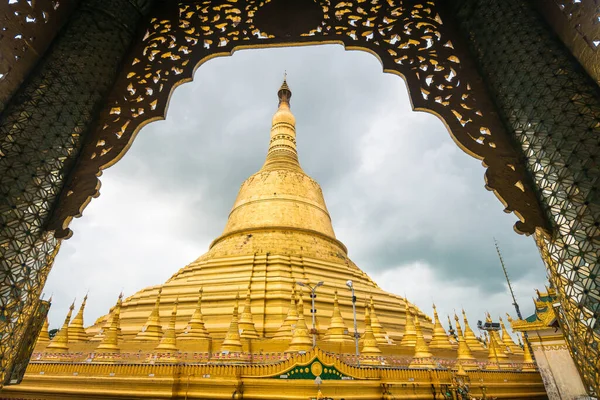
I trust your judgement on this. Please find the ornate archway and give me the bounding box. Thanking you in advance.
[0,0,598,393]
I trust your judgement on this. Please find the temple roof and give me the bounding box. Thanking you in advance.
[510,287,558,331]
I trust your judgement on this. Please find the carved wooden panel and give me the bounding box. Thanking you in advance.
[0,0,149,385]
[0,0,79,112]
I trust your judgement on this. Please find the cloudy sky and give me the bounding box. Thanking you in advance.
[44,45,548,336]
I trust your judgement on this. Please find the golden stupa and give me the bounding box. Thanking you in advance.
[3,80,547,400]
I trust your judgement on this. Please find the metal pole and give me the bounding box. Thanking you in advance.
[350,286,360,366]
[297,281,323,349]
[311,287,317,348]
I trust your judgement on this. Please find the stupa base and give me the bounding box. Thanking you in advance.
[8,347,548,399]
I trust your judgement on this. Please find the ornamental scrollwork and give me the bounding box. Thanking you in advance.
[46,0,549,238]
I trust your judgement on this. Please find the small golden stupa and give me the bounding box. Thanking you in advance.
[4,79,547,400]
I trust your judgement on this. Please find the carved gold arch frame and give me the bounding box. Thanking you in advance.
[5,0,600,394]
[45,0,548,240]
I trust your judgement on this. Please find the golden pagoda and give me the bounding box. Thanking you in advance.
[5,79,548,400]
[178,288,210,340]
[429,304,453,349]
[323,290,353,343]
[461,308,485,352]
[68,294,89,342]
[409,315,435,369]
[44,301,74,355]
[34,317,50,347]
[95,293,123,362]
[500,315,522,354]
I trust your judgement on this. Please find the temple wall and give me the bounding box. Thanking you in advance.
[529,330,588,400]
[1,353,547,400]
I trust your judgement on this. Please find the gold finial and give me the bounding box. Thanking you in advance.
[239,285,259,339]
[286,291,312,353]
[154,298,179,362]
[179,288,210,340]
[429,304,453,350]
[452,313,477,370]
[521,333,536,371]
[409,314,435,369]
[462,309,485,351]
[400,301,417,347]
[360,302,382,363]
[96,293,123,359]
[500,315,522,354]
[324,288,352,343]
[278,75,292,105]
[69,294,90,343]
[273,284,298,341]
[134,286,164,341]
[45,303,75,354]
[220,293,244,354]
[369,295,391,344]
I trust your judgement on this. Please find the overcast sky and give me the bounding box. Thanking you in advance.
[44,45,548,336]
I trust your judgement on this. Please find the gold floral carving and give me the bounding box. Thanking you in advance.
[46,0,549,238]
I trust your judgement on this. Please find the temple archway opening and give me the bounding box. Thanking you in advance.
[1,0,597,394]
[42,44,547,345]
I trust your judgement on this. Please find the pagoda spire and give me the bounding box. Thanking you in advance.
[286,292,312,353]
[155,299,179,363]
[486,313,509,361]
[360,303,382,365]
[238,286,259,339]
[179,288,210,340]
[453,314,477,370]
[461,309,485,351]
[96,293,123,361]
[500,316,522,354]
[262,77,301,172]
[324,290,353,343]
[35,316,51,347]
[409,314,435,369]
[429,304,453,349]
[135,287,164,341]
[400,301,417,347]
[220,293,244,353]
[370,295,392,345]
[505,313,524,354]
[68,294,89,342]
[91,305,115,342]
[521,332,536,372]
[488,313,506,347]
[485,327,501,370]
[46,301,75,353]
[273,285,298,341]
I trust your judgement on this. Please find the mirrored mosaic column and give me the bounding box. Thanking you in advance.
[451,0,600,394]
[0,0,154,385]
